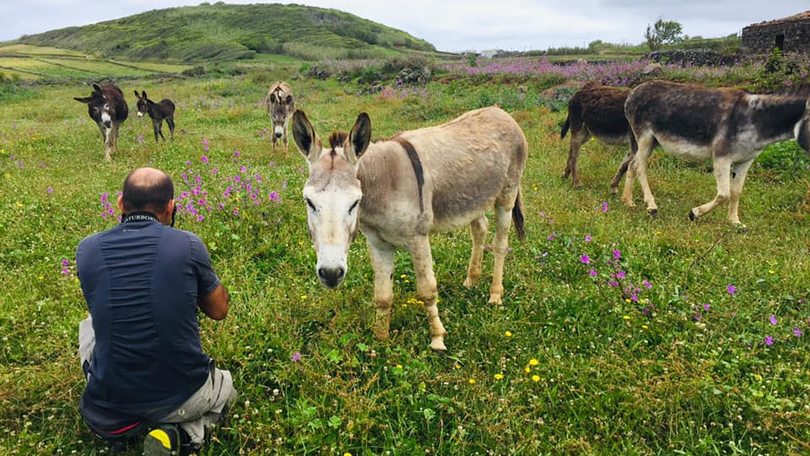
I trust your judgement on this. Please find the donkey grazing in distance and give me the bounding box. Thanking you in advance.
[292,106,528,351]
[134,90,175,142]
[561,81,636,192]
[622,80,810,226]
[74,84,128,161]
[266,81,295,151]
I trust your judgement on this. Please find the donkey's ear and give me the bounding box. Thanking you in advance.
[346,112,371,164]
[134,90,141,98]
[292,110,321,163]
[92,83,102,93]
[142,90,148,99]
[74,96,93,104]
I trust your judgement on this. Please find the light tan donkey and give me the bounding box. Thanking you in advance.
[266,81,295,151]
[292,106,528,351]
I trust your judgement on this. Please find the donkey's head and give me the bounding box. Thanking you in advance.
[268,90,294,138]
[74,84,115,128]
[134,90,149,118]
[292,110,372,289]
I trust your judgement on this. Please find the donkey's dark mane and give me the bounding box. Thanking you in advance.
[329,131,349,148]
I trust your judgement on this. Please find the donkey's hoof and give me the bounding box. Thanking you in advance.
[488,294,503,305]
[688,209,697,221]
[732,223,748,234]
[429,339,447,352]
[463,276,480,288]
[648,209,658,219]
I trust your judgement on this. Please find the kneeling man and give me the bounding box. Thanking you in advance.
[76,167,236,455]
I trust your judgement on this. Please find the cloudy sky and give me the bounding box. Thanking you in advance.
[0,0,807,52]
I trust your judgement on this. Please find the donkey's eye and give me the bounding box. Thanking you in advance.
[348,200,360,214]
[306,198,317,212]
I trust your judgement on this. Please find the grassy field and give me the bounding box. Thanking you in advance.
[1,66,809,456]
[0,45,192,81]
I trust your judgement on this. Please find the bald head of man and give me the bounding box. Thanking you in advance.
[117,167,176,225]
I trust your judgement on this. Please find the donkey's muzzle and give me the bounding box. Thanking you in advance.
[318,266,345,289]
[274,131,283,138]
[103,120,112,128]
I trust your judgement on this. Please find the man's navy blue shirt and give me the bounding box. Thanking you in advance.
[77,214,220,412]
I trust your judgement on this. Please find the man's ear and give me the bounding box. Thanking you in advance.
[117,196,125,214]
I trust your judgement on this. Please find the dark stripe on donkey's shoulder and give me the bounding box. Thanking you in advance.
[392,137,425,213]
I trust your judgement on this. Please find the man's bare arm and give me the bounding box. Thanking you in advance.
[198,284,229,320]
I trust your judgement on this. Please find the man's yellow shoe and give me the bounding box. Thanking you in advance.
[143,424,180,456]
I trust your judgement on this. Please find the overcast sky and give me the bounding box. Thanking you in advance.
[0,0,807,52]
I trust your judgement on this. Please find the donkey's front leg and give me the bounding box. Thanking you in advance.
[463,215,488,287]
[689,156,731,222]
[409,236,447,351]
[726,157,754,226]
[365,234,395,341]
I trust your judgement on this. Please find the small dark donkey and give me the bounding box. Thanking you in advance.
[134,90,176,141]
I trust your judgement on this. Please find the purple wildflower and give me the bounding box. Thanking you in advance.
[642,280,652,289]
[588,269,597,277]
[47,187,53,194]
[269,191,280,202]
[703,304,710,311]
[580,254,590,265]
[769,315,778,326]
[727,285,737,295]
[601,202,608,213]
[233,150,241,157]
[584,235,592,242]
[201,156,209,164]
[291,352,301,362]
[764,335,774,346]
[613,250,621,260]
[616,270,626,279]
[793,327,803,338]
[61,259,69,267]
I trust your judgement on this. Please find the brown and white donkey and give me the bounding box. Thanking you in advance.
[621,80,810,227]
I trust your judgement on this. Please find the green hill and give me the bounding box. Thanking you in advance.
[16,2,436,62]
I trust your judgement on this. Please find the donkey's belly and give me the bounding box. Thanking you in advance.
[430,210,488,234]
[655,136,712,162]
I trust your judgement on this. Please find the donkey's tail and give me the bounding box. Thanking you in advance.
[512,189,526,242]
[560,115,570,139]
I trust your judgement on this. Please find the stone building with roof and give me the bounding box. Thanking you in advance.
[742,11,810,54]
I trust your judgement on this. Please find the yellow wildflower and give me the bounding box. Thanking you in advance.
[16,202,23,208]
[505,331,513,337]
[642,325,648,329]
[400,274,407,278]
[529,358,539,366]
[468,378,476,385]
[494,373,504,380]
[532,375,540,382]
[623,315,630,320]
[524,366,531,373]
[300,294,307,300]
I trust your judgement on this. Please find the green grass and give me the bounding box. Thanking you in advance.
[15,3,437,63]
[0,68,809,456]
[0,46,192,81]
